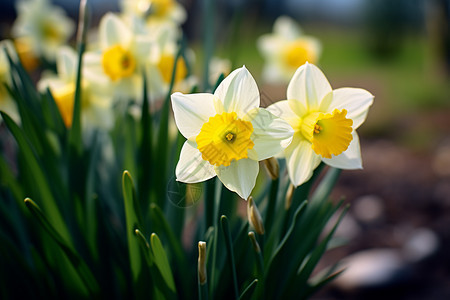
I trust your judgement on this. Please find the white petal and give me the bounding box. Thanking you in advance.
[214,66,259,116]
[100,13,132,49]
[215,158,259,199]
[323,88,374,129]
[257,35,284,58]
[260,62,289,85]
[287,62,332,112]
[267,100,301,130]
[176,140,216,183]
[171,3,187,24]
[171,92,217,139]
[56,46,77,81]
[245,108,294,161]
[133,36,158,63]
[273,16,302,39]
[322,131,362,169]
[284,134,321,187]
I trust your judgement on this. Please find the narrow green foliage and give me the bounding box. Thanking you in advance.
[1,112,71,243]
[24,198,99,295]
[239,279,258,300]
[150,233,176,293]
[220,215,239,299]
[122,171,144,281]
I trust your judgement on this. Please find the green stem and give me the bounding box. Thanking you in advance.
[264,177,279,234]
[209,178,222,298]
[202,0,214,90]
[221,216,239,299]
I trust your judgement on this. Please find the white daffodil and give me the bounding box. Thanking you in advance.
[171,66,294,199]
[209,56,231,87]
[0,40,20,124]
[84,13,158,103]
[267,63,374,187]
[38,46,113,131]
[258,16,321,84]
[120,0,186,27]
[148,38,196,100]
[11,0,74,62]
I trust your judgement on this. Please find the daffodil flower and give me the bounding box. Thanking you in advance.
[11,0,74,62]
[84,13,158,102]
[38,47,113,130]
[267,63,374,187]
[258,16,321,84]
[120,0,186,26]
[0,40,20,124]
[172,66,294,199]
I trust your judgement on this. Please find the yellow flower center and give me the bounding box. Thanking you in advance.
[158,54,188,84]
[14,38,39,71]
[148,0,174,18]
[41,21,63,42]
[301,109,353,159]
[52,83,76,128]
[51,82,89,128]
[281,40,316,69]
[196,112,254,167]
[102,45,136,81]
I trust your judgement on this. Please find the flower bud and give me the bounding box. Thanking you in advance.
[247,196,265,235]
[198,241,207,285]
[285,183,295,210]
[77,0,90,46]
[248,231,261,253]
[263,157,279,180]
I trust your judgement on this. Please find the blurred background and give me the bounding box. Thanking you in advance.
[1,0,449,299]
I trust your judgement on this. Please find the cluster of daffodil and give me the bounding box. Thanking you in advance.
[0,1,374,299]
[2,0,198,133]
[172,63,373,198]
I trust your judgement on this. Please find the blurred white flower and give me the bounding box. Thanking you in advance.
[171,66,293,199]
[258,16,321,84]
[209,57,231,87]
[38,46,114,131]
[11,0,74,62]
[120,0,186,27]
[84,13,158,103]
[147,35,197,100]
[267,63,374,187]
[0,40,20,124]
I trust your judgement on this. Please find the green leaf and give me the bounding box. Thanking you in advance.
[263,200,308,299]
[138,70,152,210]
[310,167,341,203]
[282,204,348,299]
[220,215,239,299]
[134,229,153,266]
[0,154,24,202]
[24,198,99,295]
[239,279,258,300]
[68,0,89,156]
[1,112,71,243]
[149,203,186,266]
[122,170,144,281]
[150,233,176,293]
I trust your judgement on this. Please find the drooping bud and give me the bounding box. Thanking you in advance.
[198,241,207,285]
[263,157,279,180]
[76,0,90,46]
[285,183,295,210]
[247,196,265,235]
[248,231,261,253]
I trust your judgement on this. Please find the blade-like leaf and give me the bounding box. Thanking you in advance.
[122,170,144,281]
[239,279,258,300]
[1,112,71,243]
[150,233,176,293]
[24,198,99,295]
